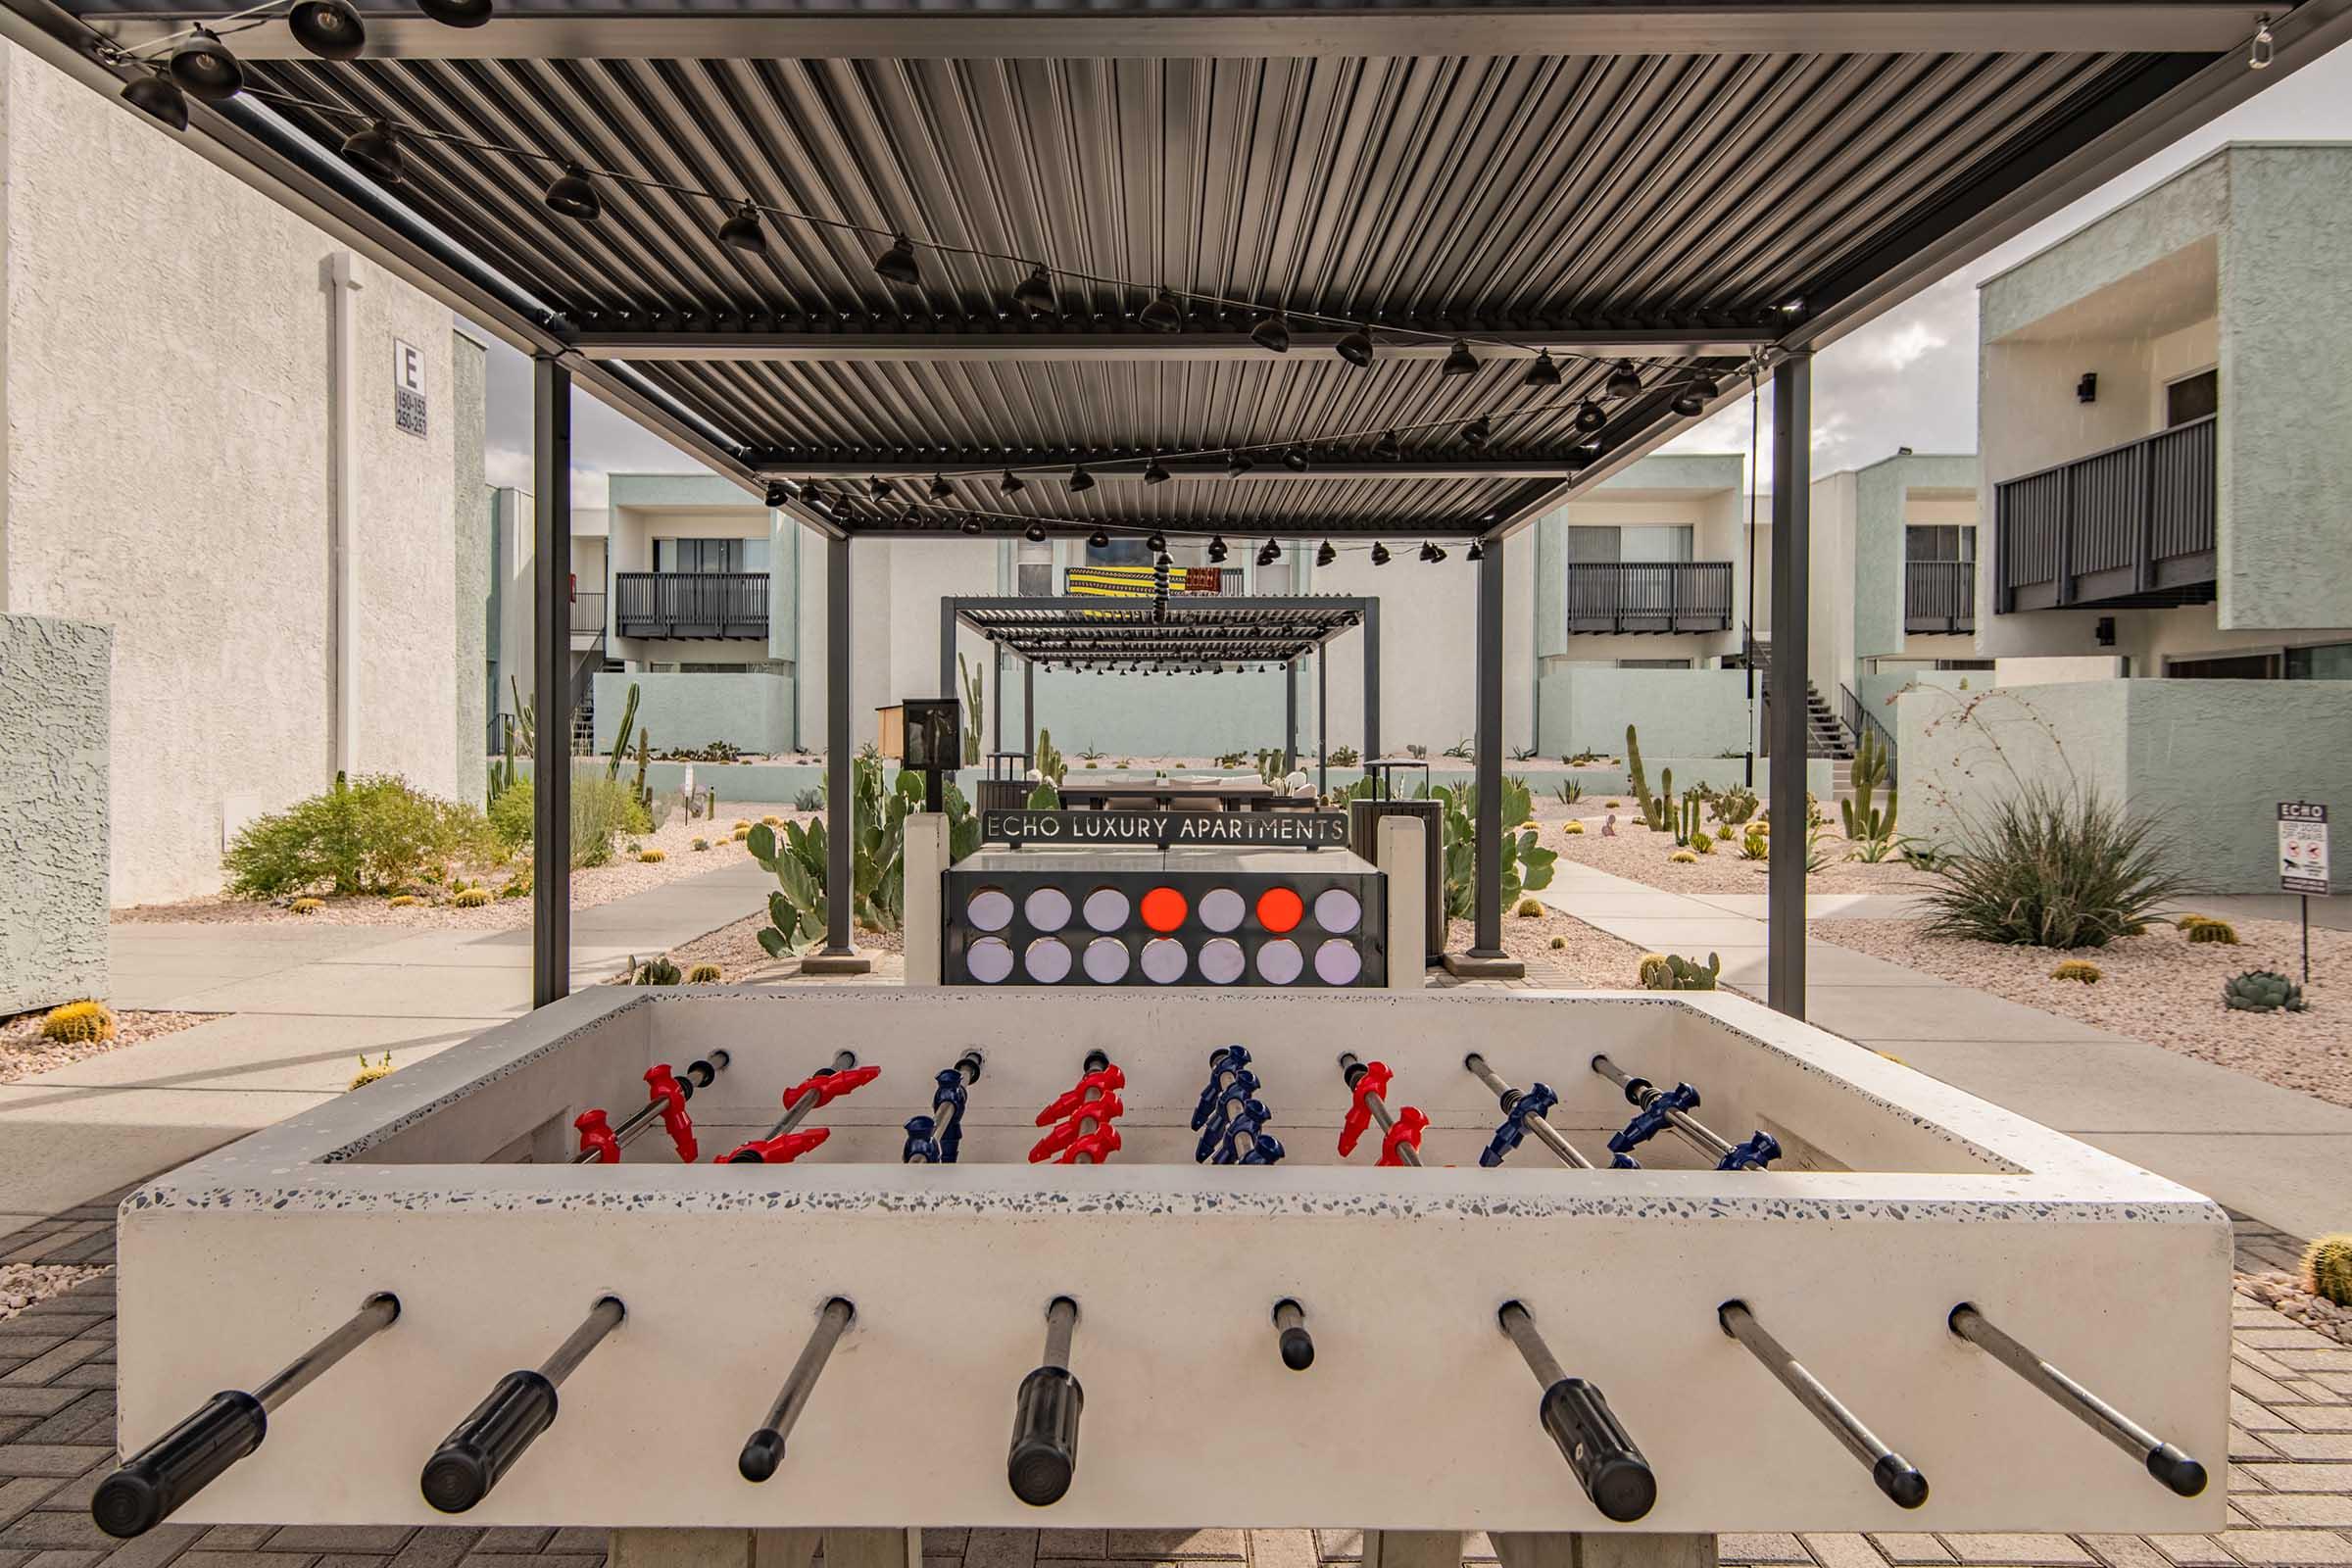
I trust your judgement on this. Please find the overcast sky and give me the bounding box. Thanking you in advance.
[479,40,2352,508]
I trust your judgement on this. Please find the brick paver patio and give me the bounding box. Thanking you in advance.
[2,1198,2340,1568]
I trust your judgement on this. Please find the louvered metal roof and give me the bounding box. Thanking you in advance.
[956,595,1364,668]
[20,0,2349,542]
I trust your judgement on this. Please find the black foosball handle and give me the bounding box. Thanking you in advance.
[1007,1366,1084,1506]
[91,1392,265,1539]
[420,1370,559,1514]
[1539,1377,1659,1524]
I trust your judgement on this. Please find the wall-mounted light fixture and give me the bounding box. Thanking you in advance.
[2095,615,2117,648]
[2076,372,2099,404]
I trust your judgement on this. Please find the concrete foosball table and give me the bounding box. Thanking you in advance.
[96,980,2229,1568]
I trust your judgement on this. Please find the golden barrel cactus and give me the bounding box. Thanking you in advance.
[41,1001,117,1044]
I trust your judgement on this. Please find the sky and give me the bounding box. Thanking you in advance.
[478,39,2352,509]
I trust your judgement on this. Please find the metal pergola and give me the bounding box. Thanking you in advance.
[946,596,1376,794]
[17,0,2346,1003]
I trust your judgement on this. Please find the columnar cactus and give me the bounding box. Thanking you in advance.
[1840,728,1898,845]
[2304,1235,2352,1306]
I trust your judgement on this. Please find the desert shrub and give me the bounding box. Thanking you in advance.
[1690,830,1713,856]
[487,773,653,869]
[41,1001,116,1044]
[1918,783,2186,951]
[225,774,494,899]
[793,788,823,811]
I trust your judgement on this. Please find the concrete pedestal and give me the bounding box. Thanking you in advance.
[1493,1535,1717,1568]
[611,1529,922,1568]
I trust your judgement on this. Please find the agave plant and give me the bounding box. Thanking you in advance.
[1918,782,2187,950]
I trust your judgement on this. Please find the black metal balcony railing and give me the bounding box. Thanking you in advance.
[1903,561,1975,634]
[1564,561,1735,634]
[1994,416,2218,613]
[614,571,769,638]
[568,590,606,636]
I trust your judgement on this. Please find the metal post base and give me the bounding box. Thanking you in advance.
[1493,1536,1717,1568]
[1442,953,1526,979]
[1363,1532,1462,1568]
[801,951,874,975]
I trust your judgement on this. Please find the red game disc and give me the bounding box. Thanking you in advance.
[1141,886,1189,933]
[1255,886,1304,933]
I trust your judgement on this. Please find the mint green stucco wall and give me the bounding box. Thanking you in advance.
[1898,677,2352,892]
[1536,665,1758,760]
[593,671,795,755]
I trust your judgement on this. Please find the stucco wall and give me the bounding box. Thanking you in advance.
[1,45,467,905]
[1897,678,2352,892]
[593,671,794,755]
[1535,665,1756,760]
[453,331,489,790]
[0,613,109,1012]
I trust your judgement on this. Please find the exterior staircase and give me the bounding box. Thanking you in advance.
[1746,640,1856,773]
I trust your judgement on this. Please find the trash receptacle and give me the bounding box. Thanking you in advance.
[1348,797,1443,967]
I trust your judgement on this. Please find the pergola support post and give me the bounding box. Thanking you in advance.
[1768,353,1814,1018]
[1285,660,1298,775]
[1317,647,1329,799]
[806,533,870,975]
[939,599,956,701]
[1024,658,1037,762]
[992,642,1004,757]
[1446,540,1522,978]
[530,354,571,1010]
[1362,601,1381,767]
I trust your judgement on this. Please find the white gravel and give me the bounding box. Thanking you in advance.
[0,1008,222,1086]
[113,806,811,931]
[1542,805,1932,895]
[1817,914,2352,1108]
[2240,1271,2352,1347]
[0,1263,110,1321]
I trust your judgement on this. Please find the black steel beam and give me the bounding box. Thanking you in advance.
[1469,539,1507,960]
[530,355,571,1009]
[575,329,1773,364]
[85,5,2273,61]
[810,515,1500,539]
[821,534,856,959]
[1767,354,1812,1021]
[772,457,1592,482]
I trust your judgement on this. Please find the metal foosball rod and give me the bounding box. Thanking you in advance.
[904,1049,987,1163]
[1463,1054,1594,1169]
[723,1050,878,1163]
[419,1296,625,1514]
[1272,1298,1315,1371]
[1007,1296,1084,1506]
[739,1298,857,1483]
[572,1051,733,1163]
[1591,1054,1780,1170]
[91,1292,401,1539]
[1496,1302,1658,1523]
[1337,1053,1428,1166]
[1718,1300,1929,1509]
[1948,1303,2207,1496]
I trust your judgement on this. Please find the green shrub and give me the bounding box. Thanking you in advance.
[225,773,494,899]
[1329,744,1360,768]
[486,772,653,870]
[1919,783,2186,951]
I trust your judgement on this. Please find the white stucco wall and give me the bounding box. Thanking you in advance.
[0,45,470,905]
[0,613,108,1011]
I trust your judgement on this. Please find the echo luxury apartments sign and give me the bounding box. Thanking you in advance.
[983,809,1348,849]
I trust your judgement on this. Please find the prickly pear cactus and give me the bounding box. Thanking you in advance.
[2223,968,2306,1013]
[2305,1235,2352,1306]
[1641,952,1720,990]
[1637,953,1673,989]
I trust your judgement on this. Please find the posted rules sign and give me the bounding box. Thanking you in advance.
[2278,801,2331,895]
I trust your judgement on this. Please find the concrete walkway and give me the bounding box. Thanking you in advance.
[0,862,774,1231]
[1537,862,2352,1242]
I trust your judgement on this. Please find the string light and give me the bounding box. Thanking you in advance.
[1250,312,1292,354]
[1282,449,1311,473]
[717,203,767,256]
[1011,266,1056,317]
[542,164,600,220]
[1371,543,1392,565]
[998,470,1025,497]
[1522,352,1562,388]
[1225,453,1255,477]
[338,119,402,182]
[1466,540,1485,562]
[1139,289,1185,332]
[871,235,921,287]
[1316,540,1336,567]
[1067,464,1096,494]
[1441,340,1482,377]
[1605,360,1645,399]
[286,0,365,59]
[1143,457,1170,485]
[929,474,954,501]
[169,27,243,102]
[1461,416,1492,449]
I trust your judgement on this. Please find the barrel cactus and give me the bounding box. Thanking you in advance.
[2223,969,2307,1013]
[41,1001,116,1044]
[2304,1235,2352,1306]
[1637,953,1673,989]
[761,815,782,827]
[1548,935,1567,950]
[349,1052,394,1091]
[1563,820,1587,835]
[453,887,491,908]
[289,897,323,915]
[2050,958,2101,984]
[2185,918,2240,946]
[639,848,667,863]
[686,962,724,983]
[387,894,421,908]
[1669,850,1698,864]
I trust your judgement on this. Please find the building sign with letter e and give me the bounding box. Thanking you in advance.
[2278,801,2330,895]
[393,338,427,438]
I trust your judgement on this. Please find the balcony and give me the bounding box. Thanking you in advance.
[568,590,606,638]
[613,571,769,639]
[1564,562,1734,634]
[1994,416,2218,613]
[1903,561,1976,635]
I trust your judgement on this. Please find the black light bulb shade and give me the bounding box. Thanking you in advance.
[1011,266,1056,317]
[1575,400,1607,434]
[1143,459,1170,486]
[1371,543,1391,565]
[1207,535,1228,562]
[1139,289,1185,333]
[339,119,403,182]
[1522,351,1563,388]
[288,0,368,59]
[1605,360,1644,399]
[960,518,984,536]
[1335,328,1375,368]
[1441,339,1481,377]
[1281,449,1310,473]
[542,165,602,220]
[763,482,792,509]
[717,205,767,256]
[1155,552,1173,568]
[929,475,954,501]
[1374,430,1400,460]
[1067,465,1096,494]
[122,72,189,130]
[1262,539,1282,561]
[872,234,921,288]
[1419,541,1439,562]
[1147,532,1166,553]
[170,28,243,103]
[868,477,895,499]
[1428,543,1448,563]
[1250,313,1292,354]
[1315,540,1336,566]
[1461,416,1492,449]
[1225,453,1254,477]
[1088,528,1109,549]
[998,470,1026,496]
[416,0,495,25]
[1670,389,1706,416]
[1466,540,1485,561]
[1024,523,1048,543]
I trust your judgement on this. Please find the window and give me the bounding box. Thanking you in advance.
[2286,641,2352,681]
[1617,658,1691,670]
[2167,652,2280,680]
[1084,537,1154,567]
[2166,368,2218,427]
[1905,525,1976,564]
[654,537,768,573]
[1566,525,1693,563]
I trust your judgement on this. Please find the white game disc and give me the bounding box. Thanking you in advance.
[1198,887,1247,932]
[966,937,1014,984]
[1024,887,1073,932]
[1313,887,1362,933]
[1141,938,1189,984]
[1024,938,1073,983]
[965,888,1014,932]
[1314,940,1364,985]
[1083,937,1132,983]
[1199,938,1247,984]
[1255,939,1304,984]
[1082,887,1131,932]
